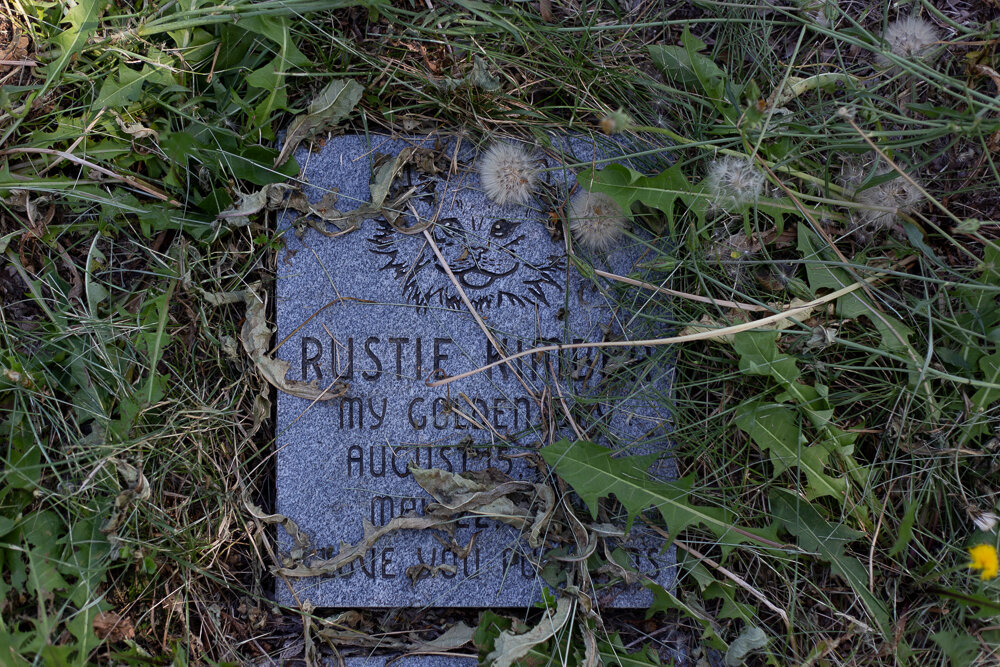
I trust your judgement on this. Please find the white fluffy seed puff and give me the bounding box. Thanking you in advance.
[705,157,765,211]
[567,191,628,252]
[478,142,538,206]
[877,16,939,66]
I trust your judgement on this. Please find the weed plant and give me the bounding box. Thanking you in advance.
[1,0,999,664]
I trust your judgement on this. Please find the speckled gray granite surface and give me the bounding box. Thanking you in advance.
[274,133,676,608]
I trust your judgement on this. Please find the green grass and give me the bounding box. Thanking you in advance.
[2,0,1000,663]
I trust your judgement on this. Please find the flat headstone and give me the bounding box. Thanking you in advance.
[274,134,676,608]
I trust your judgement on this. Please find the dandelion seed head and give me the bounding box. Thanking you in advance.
[706,157,765,211]
[478,142,538,206]
[857,173,922,231]
[878,16,939,66]
[840,156,923,236]
[567,191,627,252]
[970,508,1000,533]
[968,544,999,580]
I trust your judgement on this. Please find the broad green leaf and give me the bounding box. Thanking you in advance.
[647,29,724,92]
[735,401,847,500]
[732,331,801,385]
[930,630,979,666]
[578,162,706,231]
[770,490,890,634]
[541,439,768,548]
[94,63,174,108]
[971,352,1000,411]
[724,625,767,666]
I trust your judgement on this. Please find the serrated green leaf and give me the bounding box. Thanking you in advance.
[735,401,847,500]
[578,162,705,232]
[797,223,913,353]
[94,63,175,108]
[542,439,747,543]
[732,331,801,385]
[770,490,889,633]
[43,0,100,96]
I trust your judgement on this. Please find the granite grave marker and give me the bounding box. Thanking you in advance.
[274,134,676,608]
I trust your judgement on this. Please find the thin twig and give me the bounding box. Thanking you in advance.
[422,227,535,394]
[428,278,871,387]
[593,268,769,312]
[39,108,106,176]
[0,146,180,205]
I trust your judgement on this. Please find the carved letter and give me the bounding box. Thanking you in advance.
[381,548,396,579]
[333,337,354,380]
[363,336,382,380]
[369,446,386,477]
[368,397,386,429]
[371,495,393,525]
[340,397,363,429]
[433,337,453,373]
[408,398,426,429]
[485,337,508,381]
[301,337,322,380]
[432,397,449,430]
[347,445,363,477]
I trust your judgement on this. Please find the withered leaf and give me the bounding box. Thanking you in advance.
[276,79,364,166]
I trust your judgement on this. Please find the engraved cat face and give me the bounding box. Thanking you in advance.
[368,217,564,311]
[433,218,523,290]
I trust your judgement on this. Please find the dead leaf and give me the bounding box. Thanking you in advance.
[93,611,135,642]
[276,79,364,166]
[678,298,817,342]
[110,111,158,141]
[244,499,311,561]
[411,466,533,528]
[486,597,573,667]
[275,515,452,577]
[240,282,346,401]
[411,622,476,653]
[405,562,458,585]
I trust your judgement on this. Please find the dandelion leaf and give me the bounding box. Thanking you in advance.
[541,439,754,545]
[44,0,99,95]
[735,401,847,501]
[797,223,913,354]
[724,625,768,667]
[770,489,890,634]
[971,352,1000,411]
[648,29,724,93]
[578,162,705,232]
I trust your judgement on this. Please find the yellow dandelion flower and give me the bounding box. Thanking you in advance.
[968,544,999,580]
